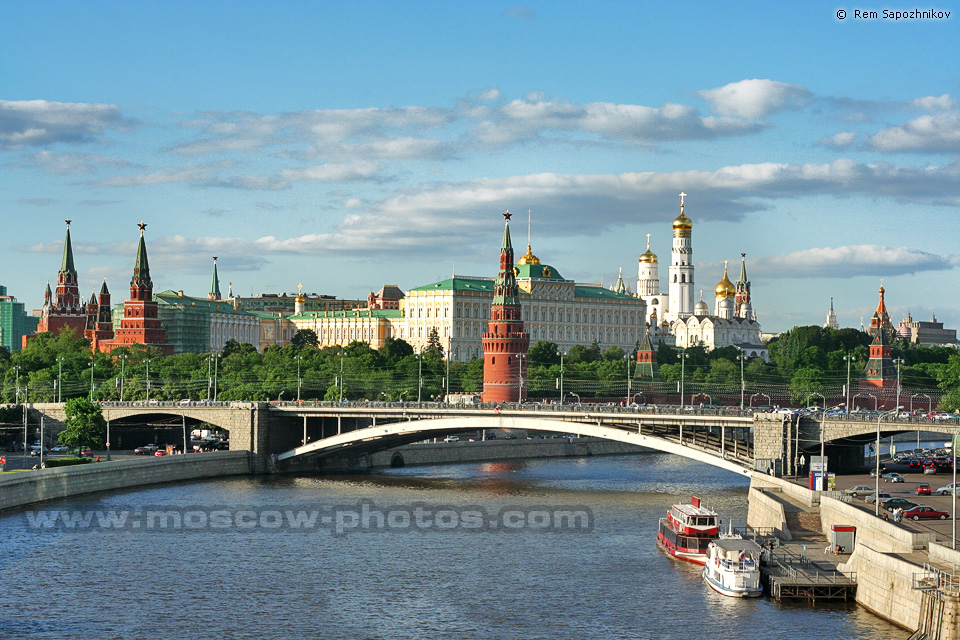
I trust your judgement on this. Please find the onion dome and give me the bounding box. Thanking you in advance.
[518,243,541,265]
[694,290,709,316]
[715,261,736,298]
[672,193,692,238]
[295,282,305,303]
[897,323,911,338]
[639,233,658,264]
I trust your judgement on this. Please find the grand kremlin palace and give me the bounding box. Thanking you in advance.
[289,244,648,361]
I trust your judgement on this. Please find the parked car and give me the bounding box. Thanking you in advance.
[134,444,159,455]
[865,492,892,504]
[880,497,918,512]
[936,483,959,496]
[883,473,905,483]
[443,436,460,443]
[917,483,932,496]
[902,506,950,521]
[50,445,69,453]
[844,485,874,497]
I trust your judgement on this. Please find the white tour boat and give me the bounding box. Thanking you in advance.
[701,538,764,598]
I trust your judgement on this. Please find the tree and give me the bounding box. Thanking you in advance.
[290,329,319,350]
[379,337,413,363]
[528,341,560,367]
[424,327,444,359]
[58,397,106,451]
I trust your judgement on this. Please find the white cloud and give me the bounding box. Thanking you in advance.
[13,150,134,174]
[866,111,960,153]
[0,99,133,149]
[910,94,956,112]
[699,79,811,119]
[817,131,857,149]
[281,162,381,183]
[747,245,958,279]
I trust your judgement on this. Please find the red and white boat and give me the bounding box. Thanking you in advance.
[656,496,720,565]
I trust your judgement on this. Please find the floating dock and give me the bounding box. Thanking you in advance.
[761,544,857,602]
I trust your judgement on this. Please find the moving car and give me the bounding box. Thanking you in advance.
[902,506,949,521]
[50,445,69,453]
[880,497,918,512]
[936,483,959,495]
[917,483,932,496]
[443,436,460,443]
[882,473,905,483]
[844,485,874,497]
[134,444,159,455]
[865,492,892,504]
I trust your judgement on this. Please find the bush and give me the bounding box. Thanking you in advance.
[44,457,94,468]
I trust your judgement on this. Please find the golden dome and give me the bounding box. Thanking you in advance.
[715,262,735,298]
[639,233,658,263]
[518,243,541,265]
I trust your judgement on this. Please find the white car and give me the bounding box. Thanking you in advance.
[882,473,905,483]
[844,485,874,497]
[50,445,69,453]
[936,483,960,495]
[443,436,460,443]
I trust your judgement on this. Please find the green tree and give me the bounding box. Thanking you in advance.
[528,341,560,367]
[58,398,106,451]
[379,337,414,363]
[424,327,444,359]
[290,329,319,350]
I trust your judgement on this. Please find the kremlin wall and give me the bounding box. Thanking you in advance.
[5,195,957,403]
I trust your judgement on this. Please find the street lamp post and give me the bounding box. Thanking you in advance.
[445,354,451,401]
[89,359,95,401]
[213,355,219,401]
[105,410,110,461]
[843,354,854,412]
[118,354,127,402]
[340,351,346,403]
[679,350,690,408]
[875,406,902,517]
[557,350,564,403]
[13,365,21,404]
[296,355,303,402]
[624,354,632,405]
[893,358,905,413]
[953,431,958,550]
[518,354,525,403]
[144,359,151,402]
[206,355,213,401]
[417,352,422,403]
[56,357,64,403]
[737,350,746,410]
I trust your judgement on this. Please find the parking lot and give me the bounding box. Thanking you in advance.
[819,461,960,544]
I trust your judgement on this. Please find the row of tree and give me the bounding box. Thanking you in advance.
[1,326,958,410]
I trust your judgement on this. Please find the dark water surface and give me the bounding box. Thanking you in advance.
[0,453,905,639]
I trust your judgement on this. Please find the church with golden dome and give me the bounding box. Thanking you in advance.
[636,194,768,361]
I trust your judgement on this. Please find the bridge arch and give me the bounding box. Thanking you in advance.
[276,415,753,476]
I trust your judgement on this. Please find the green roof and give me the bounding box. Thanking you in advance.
[289,308,404,320]
[155,290,255,315]
[573,285,636,301]
[408,277,494,293]
[515,263,565,280]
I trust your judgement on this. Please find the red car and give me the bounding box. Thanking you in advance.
[917,483,932,496]
[902,506,949,521]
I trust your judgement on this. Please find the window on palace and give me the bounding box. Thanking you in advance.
[566,310,571,322]
[591,311,596,323]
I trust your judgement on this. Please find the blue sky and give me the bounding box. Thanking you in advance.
[1,0,958,335]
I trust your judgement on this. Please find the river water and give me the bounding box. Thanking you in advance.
[0,453,904,639]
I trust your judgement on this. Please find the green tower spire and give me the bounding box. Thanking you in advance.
[131,221,152,287]
[492,211,520,306]
[209,256,221,300]
[60,219,76,275]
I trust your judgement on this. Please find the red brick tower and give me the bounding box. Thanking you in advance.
[100,222,173,354]
[868,282,895,342]
[36,220,87,337]
[86,280,114,351]
[860,326,897,389]
[481,212,529,403]
[635,325,660,382]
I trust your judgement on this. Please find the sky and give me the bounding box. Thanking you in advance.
[1,0,958,335]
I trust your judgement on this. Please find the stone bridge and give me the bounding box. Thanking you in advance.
[22,402,955,475]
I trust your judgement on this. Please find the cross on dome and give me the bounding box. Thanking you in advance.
[678,192,686,207]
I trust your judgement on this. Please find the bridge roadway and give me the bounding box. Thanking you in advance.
[21,401,958,475]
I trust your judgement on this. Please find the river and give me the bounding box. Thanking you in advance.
[0,453,904,639]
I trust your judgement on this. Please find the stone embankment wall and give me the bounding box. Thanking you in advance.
[746,486,791,541]
[313,437,650,472]
[820,495,935,553]
[839,544,923,631]
[0,451,251,512]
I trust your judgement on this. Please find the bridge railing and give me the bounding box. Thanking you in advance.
[265,399,762,418]
[97,400,236,409]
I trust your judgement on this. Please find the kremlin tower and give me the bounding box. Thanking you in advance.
[34,220,87,339]
[734,253,753,320]
[868,282,896,342]
[99,222,173,355]
[481,212,530,403]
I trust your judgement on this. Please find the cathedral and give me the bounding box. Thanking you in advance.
[636,194,768,361]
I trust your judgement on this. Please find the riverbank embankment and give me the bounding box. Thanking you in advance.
[0,451,251,512]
